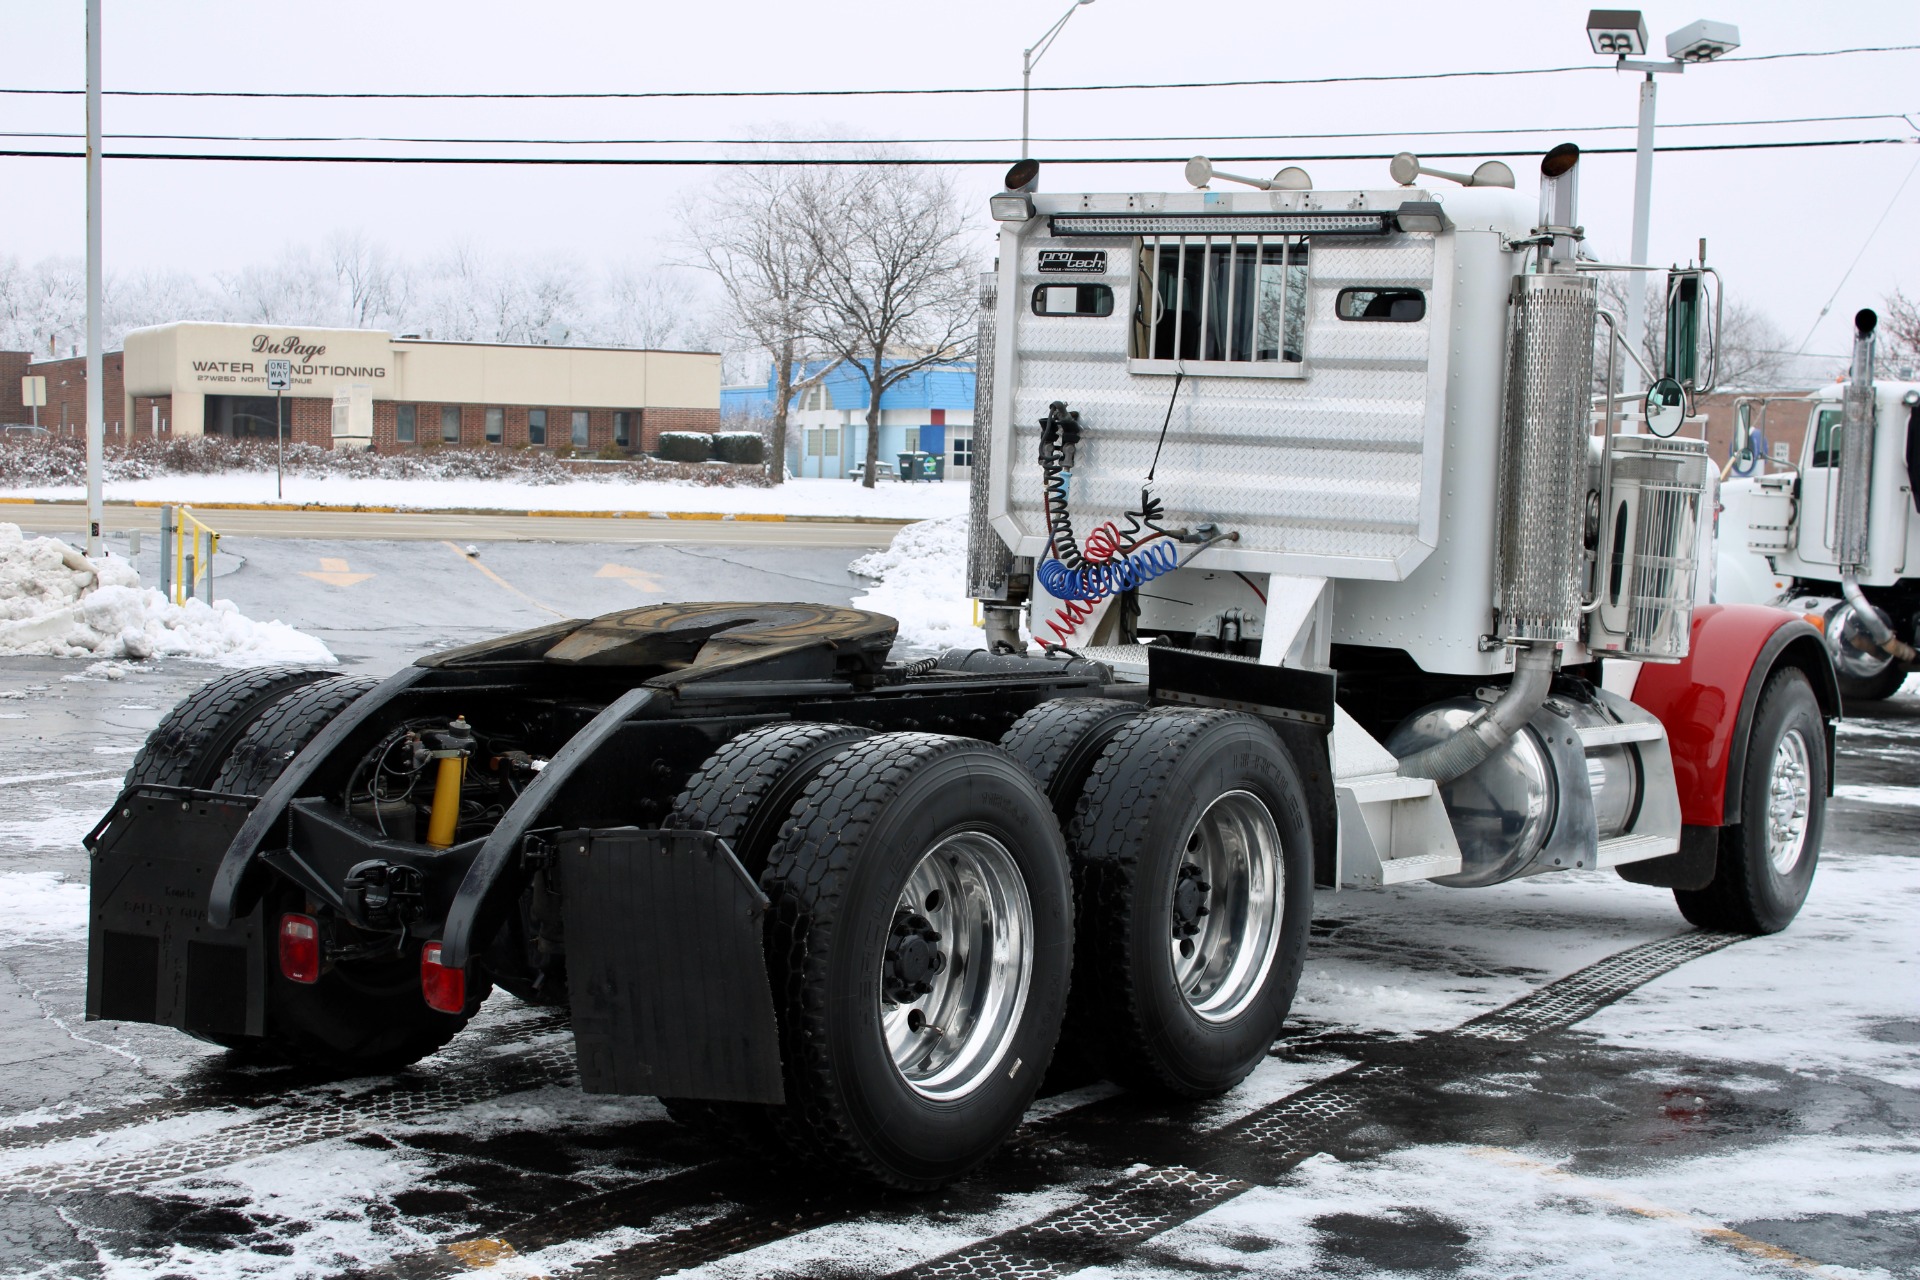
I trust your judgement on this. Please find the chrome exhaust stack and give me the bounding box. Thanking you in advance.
[1835,309,1916,663]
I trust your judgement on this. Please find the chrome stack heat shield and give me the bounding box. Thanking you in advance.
[966,270,1012,602]
[1834,310,1878,570]
[1590,435,1710,660]
[1496,271,1598,644]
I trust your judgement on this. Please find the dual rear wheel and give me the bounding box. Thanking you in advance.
[666,706,1313,1187]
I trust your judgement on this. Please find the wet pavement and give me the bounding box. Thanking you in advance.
[0,547,1916,1278]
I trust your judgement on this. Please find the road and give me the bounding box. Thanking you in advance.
[0,640,1914,1278]
[7,501,906,547]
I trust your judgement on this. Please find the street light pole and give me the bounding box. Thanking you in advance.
[1021,0,1095,161]
[1624,73,1658,399]
[84,0,104,555]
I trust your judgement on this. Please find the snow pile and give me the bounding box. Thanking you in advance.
[0,523,334,666]
[0,872,88,945]
[848,516,980,653]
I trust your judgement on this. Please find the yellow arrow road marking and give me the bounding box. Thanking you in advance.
[299,556,374,587]
[594,562,667,593]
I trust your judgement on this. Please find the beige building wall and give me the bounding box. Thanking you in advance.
[120,322,719,439]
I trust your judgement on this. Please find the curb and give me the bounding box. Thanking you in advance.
[0,496,915,526]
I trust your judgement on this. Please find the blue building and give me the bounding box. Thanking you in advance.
[722,358,976,480]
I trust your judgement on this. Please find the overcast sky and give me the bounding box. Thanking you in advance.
[4,0,1916,363]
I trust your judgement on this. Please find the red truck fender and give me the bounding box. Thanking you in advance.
[1630,603,1839,829]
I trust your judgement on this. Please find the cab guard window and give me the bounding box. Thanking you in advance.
[1032,283,1114,317]
[1130,235,1308,377]
[1336,287,1426,322]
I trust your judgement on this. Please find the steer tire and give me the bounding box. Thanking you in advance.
[213,674,485,1074]
[658,721,870,1147]
[214,675,379,796]
[124,665,334,790]
[999,697,1145,828]
[1675,668,1827,935]
[1069,708,1312,1098]
[760,732,1072,1189]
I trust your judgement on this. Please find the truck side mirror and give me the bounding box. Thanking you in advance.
[1645,377,1686,438]
[1663,270,1704,388]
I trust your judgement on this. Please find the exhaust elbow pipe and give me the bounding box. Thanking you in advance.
[1840,573,1917,663]
[1396,645,1557,784]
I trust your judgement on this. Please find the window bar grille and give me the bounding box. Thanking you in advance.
[1196,234,1213,362]
[1223,234,1239,363]
[1171,235,1186,366]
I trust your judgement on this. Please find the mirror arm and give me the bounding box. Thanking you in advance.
[1696,266,1723,397]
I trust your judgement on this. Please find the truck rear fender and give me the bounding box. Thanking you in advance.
[1630,603,1838,829]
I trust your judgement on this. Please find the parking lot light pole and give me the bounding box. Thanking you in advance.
[1022,0,1096,161]
[1584,10,1742,398]
[84,0,104,555]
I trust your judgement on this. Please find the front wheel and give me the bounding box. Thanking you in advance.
[1675,668,1827,934]
[1837,664,1906,708]
[760,733,1071,1189]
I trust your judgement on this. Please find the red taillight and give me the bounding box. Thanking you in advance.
[420,940,466,1013]
[278,913,320,984]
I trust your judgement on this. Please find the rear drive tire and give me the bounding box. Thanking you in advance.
[124,665,333,789]
[1675,668,1826,934]
[999,697,1144,827]
[215,675,486,1074]
[760,732,1072,1189]
[1070,709,1312,1098]
[658,721,870,1146]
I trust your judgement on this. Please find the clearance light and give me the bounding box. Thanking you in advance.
[1803,612,1827,634]
[278,913,320,984]
[1048,211,1390,237]
[421,941,466,1013]
[990,192,1037,222]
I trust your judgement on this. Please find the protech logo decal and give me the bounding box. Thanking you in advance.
[251,335,329,359]
[1038,249,1108,274]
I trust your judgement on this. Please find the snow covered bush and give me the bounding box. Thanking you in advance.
[656,432,714,464]
[0,523,334,665]
[712,431,767,465]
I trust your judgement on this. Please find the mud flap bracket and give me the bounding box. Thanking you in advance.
[558,827,784,1104]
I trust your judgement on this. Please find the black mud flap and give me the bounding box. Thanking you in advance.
[86,788,265,1037]
[559,828,784,1104]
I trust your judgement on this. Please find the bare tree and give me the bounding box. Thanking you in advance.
[1883,289,1920,376]
[599,263,711,350]
[1594,272,1793,394]
[329,230,410,329]
[796,165,976,488]
[681,164,846,484]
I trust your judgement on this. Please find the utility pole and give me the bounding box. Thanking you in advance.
[84,0,104,554]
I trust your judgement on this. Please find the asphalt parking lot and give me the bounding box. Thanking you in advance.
[0,530,1915,1280]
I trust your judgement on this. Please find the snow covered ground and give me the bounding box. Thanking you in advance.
[0,522,333,666]
[0,472,970,520]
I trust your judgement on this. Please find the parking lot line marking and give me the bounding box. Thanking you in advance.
[445,1237,522,1270]
[443,541,570,619]
[1467,1147,1841,1275]
[594,563,666,593]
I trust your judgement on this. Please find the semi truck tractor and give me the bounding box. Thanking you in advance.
[1717,310,1919,704]
[85,144,1836,1190]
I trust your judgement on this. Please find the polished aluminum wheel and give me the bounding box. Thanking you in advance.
[1765,728,1814,874]
[1169,789,1285,1023]
[879,832,1033,1101]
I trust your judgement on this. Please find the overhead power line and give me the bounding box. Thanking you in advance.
[1,138,1911,168]
[0,112,1908,149]
[0,43,1912,101]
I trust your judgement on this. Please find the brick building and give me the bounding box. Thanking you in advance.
[7,322,720,453]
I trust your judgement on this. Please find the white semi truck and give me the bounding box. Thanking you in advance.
[1717,311,1919,704]
[89,143,1835,1191]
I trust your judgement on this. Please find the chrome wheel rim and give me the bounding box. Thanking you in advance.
[1765,728,1813,875]
[879,831,1033,1101]
[1169,790,1285,1024]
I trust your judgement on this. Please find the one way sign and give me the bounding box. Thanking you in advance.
[265,359,292,390]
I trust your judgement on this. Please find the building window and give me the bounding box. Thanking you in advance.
[1131,235,1308,374]
[904,427,921,454]
[442,405,462,443]
[528,409,547,445]
[572,409,590,447]
[807,426,841,457]
[614,411,631,448]
[485,407,504,443]
[951,437,973,468]
[396,404,416,443]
